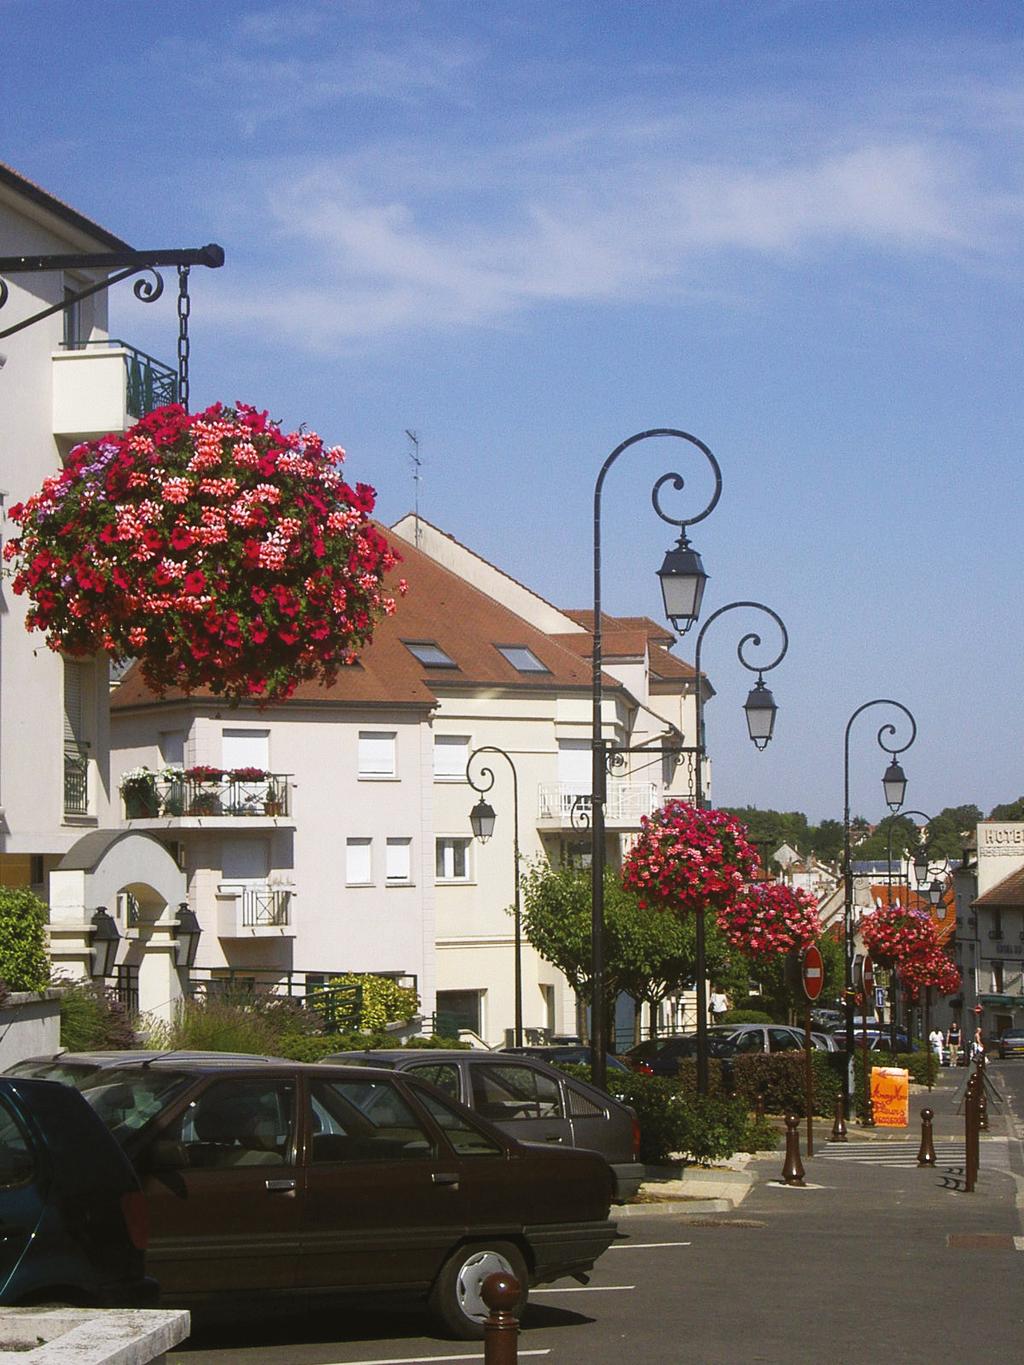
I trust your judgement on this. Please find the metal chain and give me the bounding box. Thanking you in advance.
[177,265,191,411]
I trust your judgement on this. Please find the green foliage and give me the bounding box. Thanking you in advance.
[989,796,1024,822]
[735,930,844,1022]
[0,888,50,992]
[925,806,983,861]
[519,860,734,1036]
[58,980,138,1051]
[148,996,285,1054]
[854,815,920,861]
[720,807,811,859]
[676,1050,842,1118]
[721,1009,773,1025]
[327,974,419,1034]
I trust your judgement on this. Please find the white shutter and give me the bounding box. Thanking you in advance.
[386,838,412,882]
[557,739,591,786]
[433,735,469,779]
[63,660,86,745]
[222,728,270,771]
[346,838,373,884]
[358,731,396,776]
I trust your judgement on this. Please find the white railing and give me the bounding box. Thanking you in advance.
[536,782,659,826]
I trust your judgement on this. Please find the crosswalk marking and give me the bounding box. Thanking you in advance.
[818,1136,1007,1170]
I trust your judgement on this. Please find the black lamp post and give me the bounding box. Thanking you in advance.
[691,601,788,1093]
[173,903,202,972]
[882,808,941,1048]
[89,906,121,980]
[590,430,722,1089]
[842,700,917,1117]
[466,746,523,1047]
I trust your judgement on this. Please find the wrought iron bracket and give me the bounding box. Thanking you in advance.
[0,244,225,341]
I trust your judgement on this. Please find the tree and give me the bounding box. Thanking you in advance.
[518,861,734,1042]
[0,887,50,992]
[989,797,1024,822]
[740,929,845,1022]
[852,814,919,861]
[926,805,983,860]
[808,819,843,863]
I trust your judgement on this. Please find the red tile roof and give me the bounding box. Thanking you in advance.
[111,524,599,712]
[973,865,1024,910]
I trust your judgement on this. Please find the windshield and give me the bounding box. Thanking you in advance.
[63,1066,193,1143]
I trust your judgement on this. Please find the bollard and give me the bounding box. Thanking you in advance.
[780,1112,806,1186]
[755,1091,765,1123]
[916,1107,936,1167]
[964,1074,980,1194]
[979,1083,988,1132]
[829,1093,848,1143]
[482,1271,521,1365]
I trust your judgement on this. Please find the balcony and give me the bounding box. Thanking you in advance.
[63,744,89,817]
[536,781,659,830]
[216,884,295,939]
[52,340,177,440]
[123,772,294,830]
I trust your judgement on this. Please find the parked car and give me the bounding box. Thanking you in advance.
[322,1048,644,1203]
[0,1075,155,1308]
[7,1053,615,1339]
[623,1033,739,1077]
[828,1029,911,1054]
[998,1028,1024,1059]
[810,1008,845,1031]
[708,1023,814,1053]
[500,1045,635,1073]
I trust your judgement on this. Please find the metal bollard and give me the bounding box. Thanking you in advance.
[829,1093,848,1143]
[781,1112,806,1186]
[916,1107,936,1167]
[964,1074,980,1194]
[482,1271,521,1365]
[754,1091,765,1123]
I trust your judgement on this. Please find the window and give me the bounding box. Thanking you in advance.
[346,838,373,885]
[63,660,90,816]
[358,731,396,778]
[0,1097,35,1188]
[436,989,483,1035]
[411,1085,503,1157]
[159,1078,295,1169]
[159,730,185,768]
[436,837,471,881]
[309,1079,435,1163]
[404,641,457,668]
[433,735,470,780]
[470,1063,564,1121]
[386,838,412,884]
[496,645,549,673]
[404,1062,461,1100]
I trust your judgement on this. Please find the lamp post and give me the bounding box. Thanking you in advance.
[691,601,789,1094]
[89,906,121,981]
[467,746,523,1048]
[842,700,917,1118]
[173,903,203,973]
[590,430,722,1089]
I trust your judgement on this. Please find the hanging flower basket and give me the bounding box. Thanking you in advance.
[899,944,961,1001]
[620,800,760,917]
[3,403,406,703]
[859,903,936,969]
[718,881,822,958]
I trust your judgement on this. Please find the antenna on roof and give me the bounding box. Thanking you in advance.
[405,429,422,546]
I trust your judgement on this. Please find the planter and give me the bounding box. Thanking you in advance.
[188,793,223,816]
[123,788,159,819]
[264,799,283,816]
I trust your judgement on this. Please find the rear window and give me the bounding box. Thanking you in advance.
[70,1068,194,1142]
[0,1097,35,1188]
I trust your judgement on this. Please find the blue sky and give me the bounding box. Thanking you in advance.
[4,0,1022,823]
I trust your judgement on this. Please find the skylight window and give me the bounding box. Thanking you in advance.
[497,645,549,673]
[404,641,458,669]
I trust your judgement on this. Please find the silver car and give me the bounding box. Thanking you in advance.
[322,1048,644,1203]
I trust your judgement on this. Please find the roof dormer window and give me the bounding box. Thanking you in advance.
[496,645,549,673]
[404,641,458,669]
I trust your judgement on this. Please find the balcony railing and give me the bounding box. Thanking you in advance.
[537,781,659,827]
[63,744,89,816]
[122,773,292,821]
[241,887,291,928]
[184,970,417,1035]
[65,339,178,417]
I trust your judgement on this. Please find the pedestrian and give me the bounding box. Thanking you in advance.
[971,1027,986,1065]
[709,987,729,1023]
[947,1018,962,1066]
[929,1027,945,1066]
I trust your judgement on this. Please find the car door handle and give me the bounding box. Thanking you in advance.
[544,1134,564,1142]
[432,1172,460,1186]
[265,1178,297,1193]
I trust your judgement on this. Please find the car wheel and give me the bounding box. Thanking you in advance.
[428,1240,528,1340]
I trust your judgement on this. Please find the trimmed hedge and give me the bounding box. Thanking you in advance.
[674,1051,842,1118]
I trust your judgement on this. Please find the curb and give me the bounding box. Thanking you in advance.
[617,1197,735,1218]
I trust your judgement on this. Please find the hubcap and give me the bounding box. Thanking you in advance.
[456,1249,514,1323]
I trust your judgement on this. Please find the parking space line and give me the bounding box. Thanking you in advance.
[610,1241,691,1249]
[531,1284,635,1293]
[324,1352,551,1364]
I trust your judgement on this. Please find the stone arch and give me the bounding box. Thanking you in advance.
[49,829,188,1020]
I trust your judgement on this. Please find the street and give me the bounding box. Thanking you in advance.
[171,1061,1024,1364]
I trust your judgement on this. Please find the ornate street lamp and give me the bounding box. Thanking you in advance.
[589,430,722,1088]
[89,906,121,980]
[173,903,203,972]
[691,602,789,1093]
[842,700,917,1118]
[466,746,523,1047]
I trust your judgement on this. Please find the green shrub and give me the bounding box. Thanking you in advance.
[677,1050,842,1118]
[148,996,285,1054]
[57,980,138,1051]
[326,974,419,1033]
[0,888,50,992]
[721,1009,773,1025]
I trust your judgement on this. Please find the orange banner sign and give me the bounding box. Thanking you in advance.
[870,1067,910,1127]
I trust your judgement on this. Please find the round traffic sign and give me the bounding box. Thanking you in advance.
[801,945,824,1001]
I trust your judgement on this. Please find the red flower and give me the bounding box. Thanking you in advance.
[183,570,207,596]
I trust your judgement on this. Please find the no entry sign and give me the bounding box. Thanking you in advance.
[801,945,824,1001]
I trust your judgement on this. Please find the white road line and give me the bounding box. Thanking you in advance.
[611,1241,692,1249]
[530,1285,635,1294]
[323,1353,551,1364]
